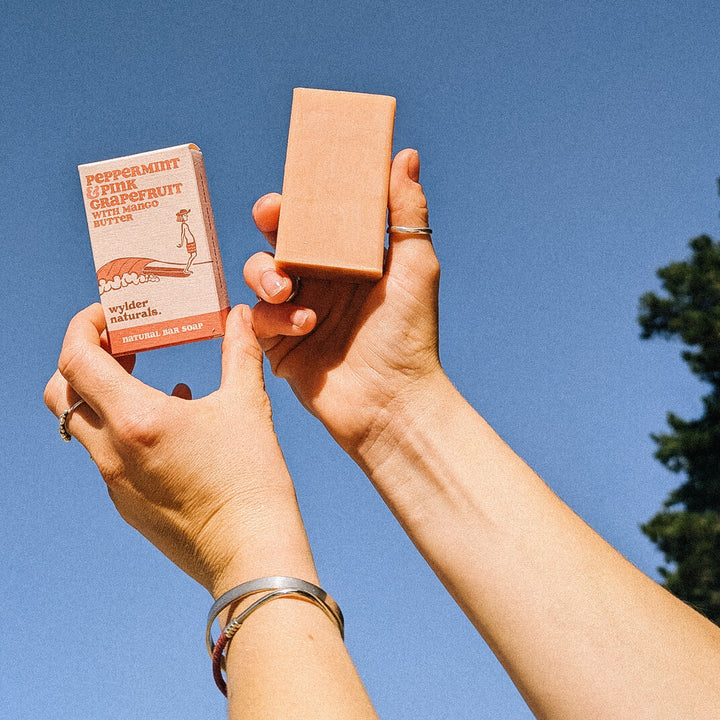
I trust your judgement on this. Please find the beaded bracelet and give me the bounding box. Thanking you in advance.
[206,577,345,696]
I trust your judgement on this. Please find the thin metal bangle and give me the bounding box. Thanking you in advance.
[210,587,343,696]
[205,576,344,656]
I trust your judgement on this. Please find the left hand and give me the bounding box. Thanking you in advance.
[242,149,443,466]
[44,303,309,596]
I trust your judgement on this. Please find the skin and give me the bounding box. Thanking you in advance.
[244,148,720,719]
[44,305,378,719]
[46,148,720,718]
[244,148,440,458]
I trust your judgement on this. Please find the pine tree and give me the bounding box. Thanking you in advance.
[639,234,720,624]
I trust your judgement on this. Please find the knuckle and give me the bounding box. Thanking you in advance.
[114,406,165,451]
[390,184,428,219]
[425,253,441,283]
[57,341,91,384]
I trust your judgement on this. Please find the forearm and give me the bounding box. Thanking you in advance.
[223,596,376,720]
[356,372,720,719]
[210,477,378,720]
[46,303,376,718]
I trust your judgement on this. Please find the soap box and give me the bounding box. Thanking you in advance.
[78,144,230,355]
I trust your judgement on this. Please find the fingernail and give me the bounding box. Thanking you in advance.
[408,149,420,182]
[290,308,310,330]
[260,270,287,298]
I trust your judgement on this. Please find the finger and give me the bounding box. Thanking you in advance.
[243,251,295,304]
[219,304,266,393]
[172,383,192,400]
[388,148,430,231]
[44,368,102,446]
[45,367,79,417]
[252,192,282,248]
[251,300,316,339]
[57,303,152,418]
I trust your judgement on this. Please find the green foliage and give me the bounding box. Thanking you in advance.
[639,234,720,624]
[639,235,720,384]
[641,510,720,621]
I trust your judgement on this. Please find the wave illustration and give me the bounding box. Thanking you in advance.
[96,257,189,294]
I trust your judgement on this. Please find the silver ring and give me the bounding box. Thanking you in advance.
[387,226,433,235]
[286,276,302,302]
[59,399,85,442]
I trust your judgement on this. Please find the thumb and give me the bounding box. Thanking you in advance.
[219,304,266,394]
[386,150,438,284]
[388,148,429,230]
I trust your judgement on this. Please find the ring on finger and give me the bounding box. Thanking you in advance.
[387,225,433,236]
[286,277,302,303]
[59,399,86,442]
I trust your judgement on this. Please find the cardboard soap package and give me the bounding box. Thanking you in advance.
[78,143,230,355]
[275,88,396,281]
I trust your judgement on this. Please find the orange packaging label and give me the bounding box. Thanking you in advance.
[78,144,230,355]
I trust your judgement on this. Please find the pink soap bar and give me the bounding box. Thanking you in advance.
[275,88,396,281]
[78,144,230,355]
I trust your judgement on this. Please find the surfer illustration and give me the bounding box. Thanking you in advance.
[176,208,197,274]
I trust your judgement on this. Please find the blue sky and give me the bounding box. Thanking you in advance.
[2,1,720,717]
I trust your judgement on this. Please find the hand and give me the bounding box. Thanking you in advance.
[44,304,309,596]
[243,149,443,462]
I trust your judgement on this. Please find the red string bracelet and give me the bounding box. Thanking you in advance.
[212,632,230,696]
[211,589,313,696]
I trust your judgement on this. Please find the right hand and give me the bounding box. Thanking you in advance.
[243,149,444,460]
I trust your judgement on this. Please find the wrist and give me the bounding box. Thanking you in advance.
[353,367,457,487]
[204,486,319,599]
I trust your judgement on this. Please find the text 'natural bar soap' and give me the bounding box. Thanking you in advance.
[79,144,230,355]
[275,88,396,281]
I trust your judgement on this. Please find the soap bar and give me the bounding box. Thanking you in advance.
[78,144,230,356]
[275,88,396,281]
